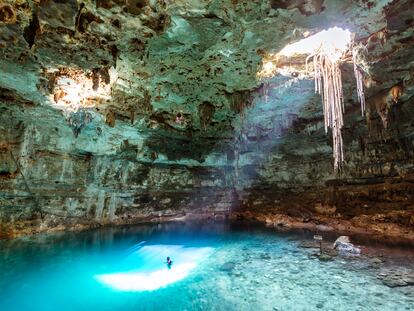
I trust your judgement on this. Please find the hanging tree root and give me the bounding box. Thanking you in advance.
[306,47,366,173]
[307,51,345,172]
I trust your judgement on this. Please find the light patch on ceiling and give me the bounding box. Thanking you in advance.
[49,67,117,112]
[261,61,276,77]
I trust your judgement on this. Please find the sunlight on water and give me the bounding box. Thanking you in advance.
[95,245,213,291]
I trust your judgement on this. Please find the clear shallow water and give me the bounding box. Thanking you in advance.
[0,222,413,311]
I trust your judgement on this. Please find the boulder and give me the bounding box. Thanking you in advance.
[333,236,361,255]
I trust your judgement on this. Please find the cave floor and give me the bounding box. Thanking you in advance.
[0,222,413,311]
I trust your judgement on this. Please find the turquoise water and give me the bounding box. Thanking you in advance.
[0,222,413,311]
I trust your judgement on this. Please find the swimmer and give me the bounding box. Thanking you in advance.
[165,256,173,269]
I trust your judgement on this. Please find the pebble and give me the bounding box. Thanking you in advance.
[233,271,242,277]
[371,257,383,265]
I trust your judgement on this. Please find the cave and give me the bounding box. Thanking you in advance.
[0,1,413,310]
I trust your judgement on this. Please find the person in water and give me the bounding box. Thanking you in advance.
[166,256,173,269]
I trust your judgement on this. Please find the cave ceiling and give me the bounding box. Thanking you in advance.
[1,0,414,165]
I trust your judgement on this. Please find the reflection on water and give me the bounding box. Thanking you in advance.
[0,221,413,311]
[95,245,214,291]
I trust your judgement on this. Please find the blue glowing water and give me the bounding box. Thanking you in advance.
[0,222,413,311]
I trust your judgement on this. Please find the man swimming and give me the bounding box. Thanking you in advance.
[166,256,173,269]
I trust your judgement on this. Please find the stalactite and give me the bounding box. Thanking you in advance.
[229,90,252,117]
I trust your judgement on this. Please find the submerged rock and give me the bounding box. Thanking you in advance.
[219,262,236,272]
[298,241,320,249]
[260,253,272,260]
[378,268,414,288]
[370,257,384,266]
[309,252,334,262]
[317,254,334,262]
[381,277,409,288]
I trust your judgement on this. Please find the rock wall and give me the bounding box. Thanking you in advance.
[0,0,414,239]
[0,101,239,237]
[1,78,413,239]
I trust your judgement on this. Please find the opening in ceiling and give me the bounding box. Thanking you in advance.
[257,27,366,173]
[278,27,352,61]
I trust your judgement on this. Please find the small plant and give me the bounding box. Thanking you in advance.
[67,109,93,137]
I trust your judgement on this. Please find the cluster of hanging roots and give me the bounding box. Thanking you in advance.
[353,54,366,115]
[307,49,365,173]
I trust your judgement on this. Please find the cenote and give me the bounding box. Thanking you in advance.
[1,1,414,310]
[0,222,413,311]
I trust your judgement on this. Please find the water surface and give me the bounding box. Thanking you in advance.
[0,222,413,311]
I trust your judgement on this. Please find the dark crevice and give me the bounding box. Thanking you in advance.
[75,3,85,32]
[110,44,119,67]
[75,3,86,32]
[92,68,100,91]
[23,6,40,49]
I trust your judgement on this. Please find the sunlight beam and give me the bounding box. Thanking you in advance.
[95,245,213,292]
